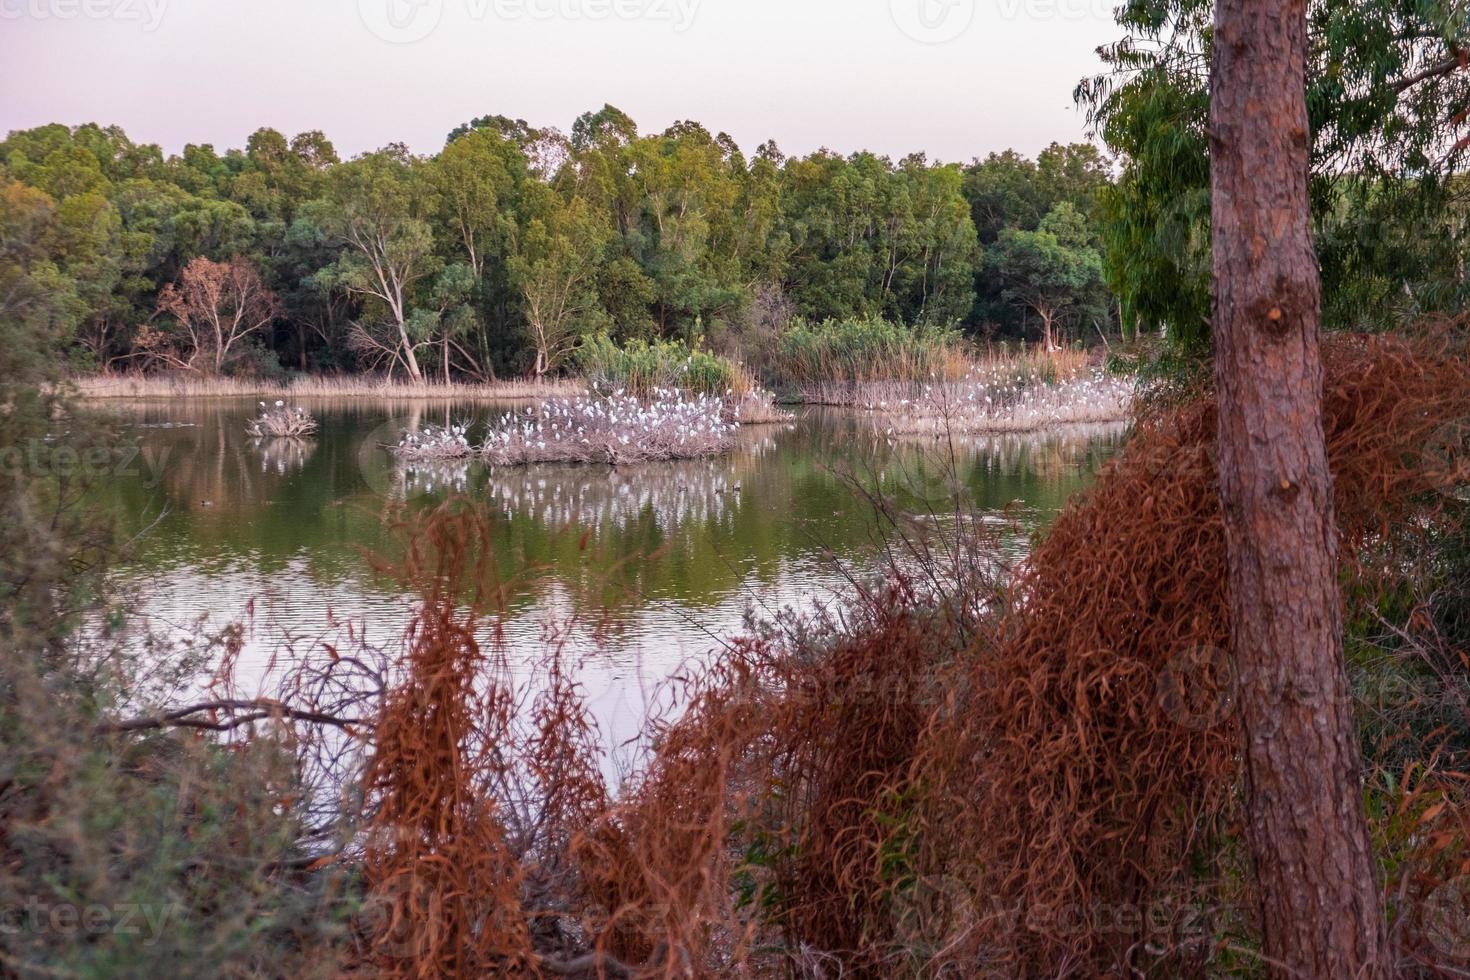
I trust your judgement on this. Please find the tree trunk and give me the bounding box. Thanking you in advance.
[1209,1,1387,976]
[397,320,423,383]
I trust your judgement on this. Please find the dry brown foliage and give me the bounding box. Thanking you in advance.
[147,256,281,375]
[355,505,536,977]
[907,329,1470,974]
[573,329,1470,977]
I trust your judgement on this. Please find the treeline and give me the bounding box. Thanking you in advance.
[0,109,1112,382]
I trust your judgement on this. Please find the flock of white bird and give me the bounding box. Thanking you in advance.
[867,370,1136,436]
[246,401,319,438]
[393,388,742,466]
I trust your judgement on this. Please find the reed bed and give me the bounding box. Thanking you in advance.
[775,316,971,390]
[70,371,581,401]
[865,369,1136,435]
[728,388,792,424]
[576,334,755,398]
[393,388,740,466]
[245,401,319,438]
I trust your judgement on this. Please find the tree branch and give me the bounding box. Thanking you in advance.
[96,699,368,736]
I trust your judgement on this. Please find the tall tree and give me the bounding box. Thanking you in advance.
[988,203,1105,349]
[510,190,609,377]
[1082,0,1470,340]
[317,147,438,381]
[147,256,280,374]
[1209,0,1387,975]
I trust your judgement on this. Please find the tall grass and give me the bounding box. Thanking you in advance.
[774,316,971,390]
[576,334,756,398]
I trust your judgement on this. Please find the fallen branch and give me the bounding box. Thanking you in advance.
[96,698,367,736]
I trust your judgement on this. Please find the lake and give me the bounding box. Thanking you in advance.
[96,398,1126,759]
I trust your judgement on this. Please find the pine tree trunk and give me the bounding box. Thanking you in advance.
[1209,0,1387,975]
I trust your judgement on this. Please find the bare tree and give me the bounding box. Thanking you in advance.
[150,257,280,374]
[1209,0,1388,975]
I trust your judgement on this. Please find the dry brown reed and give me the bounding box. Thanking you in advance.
[144,328,1470,977]
[70,371,581,401]
[355,505,535,977]
[572,328,1470,976]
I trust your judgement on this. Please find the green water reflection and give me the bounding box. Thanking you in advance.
[98,399,1124,668]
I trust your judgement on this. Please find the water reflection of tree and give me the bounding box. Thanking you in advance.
[251,437,317,477]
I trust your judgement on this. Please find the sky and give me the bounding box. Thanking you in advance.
[0,0,1121,163]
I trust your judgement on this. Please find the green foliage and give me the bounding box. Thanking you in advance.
[1080,0,1470,344]
[775,316,965,385]
[987,203,1109,348]
[1,115,1121,382]
[0,301,349,976]
[575,333,748,396]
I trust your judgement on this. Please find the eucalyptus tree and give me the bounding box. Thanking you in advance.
[0,179,81,380]
[1080,0,1470,341]
[509,187,611,377]
[315,146,440,381]
[779,150,978,326]
[988,203,1106,349]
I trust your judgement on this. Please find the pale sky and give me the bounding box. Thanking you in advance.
[0,0,1120,163]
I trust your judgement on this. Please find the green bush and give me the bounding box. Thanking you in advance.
[774,317,967,385]
[576,334,751,397]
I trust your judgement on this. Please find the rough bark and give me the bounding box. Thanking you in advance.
[1209,0,1388,976]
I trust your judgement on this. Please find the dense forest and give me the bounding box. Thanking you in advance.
[0,111,1114,383]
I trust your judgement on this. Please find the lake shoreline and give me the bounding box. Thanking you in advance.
[70,372,1137,438]
[68,372,583,402]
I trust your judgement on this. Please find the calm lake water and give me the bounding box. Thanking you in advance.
[97,398,1126,757]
